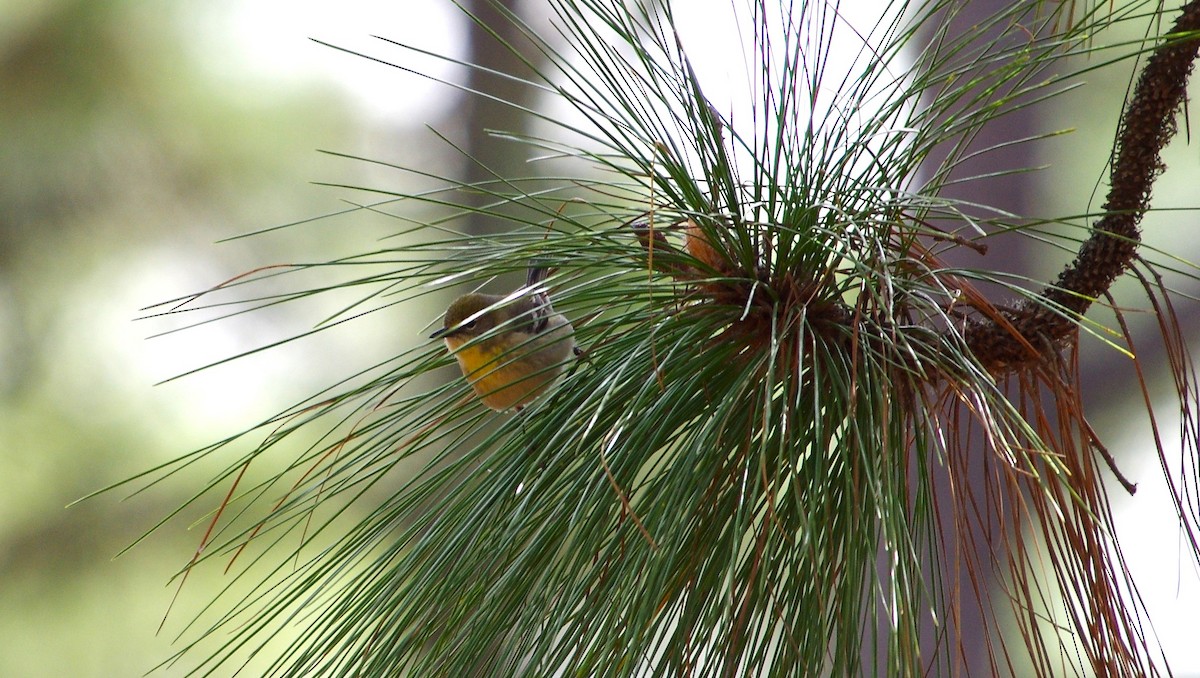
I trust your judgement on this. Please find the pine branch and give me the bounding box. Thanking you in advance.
[963,0,1200,371]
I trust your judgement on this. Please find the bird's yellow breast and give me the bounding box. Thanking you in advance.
[448,341,555,411]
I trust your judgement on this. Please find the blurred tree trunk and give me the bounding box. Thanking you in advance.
[918,1,1043,673]
[457,0,546,236]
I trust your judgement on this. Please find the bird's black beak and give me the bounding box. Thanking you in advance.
[430,326,460,339]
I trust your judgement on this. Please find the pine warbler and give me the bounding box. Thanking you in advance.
[431,265,576,411]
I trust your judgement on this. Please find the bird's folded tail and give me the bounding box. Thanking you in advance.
[526,260,552,289]
[526,260,554,334]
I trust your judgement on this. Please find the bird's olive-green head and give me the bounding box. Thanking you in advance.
[430,293,514,342]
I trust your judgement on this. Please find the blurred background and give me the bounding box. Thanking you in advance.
[1,0,1196,675]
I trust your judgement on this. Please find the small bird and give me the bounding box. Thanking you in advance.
[430,265,576,411]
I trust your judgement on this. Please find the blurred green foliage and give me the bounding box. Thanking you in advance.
[0,1,390,675]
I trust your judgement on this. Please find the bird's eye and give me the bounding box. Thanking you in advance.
[463,319,477,330]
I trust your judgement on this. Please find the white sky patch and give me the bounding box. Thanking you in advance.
[1111,412,1200,674]
[672,1,911,198]
[184,0,464,120]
